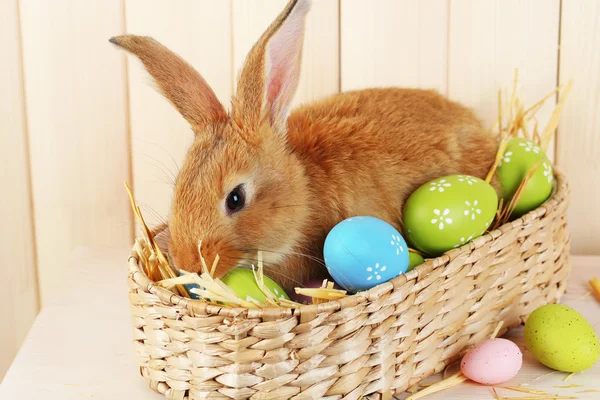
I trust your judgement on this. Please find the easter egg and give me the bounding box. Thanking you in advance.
[177,270,202,300]
[221,268,290,303]
[403,175,498,256]
[460,338,523,385]
[407,252,424,272]
[524,304,599,372]
[291,280,342,304]
[323,216,409,293]
[497,138,553,217]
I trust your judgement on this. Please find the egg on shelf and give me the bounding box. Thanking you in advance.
[403,175,498,256]
[497,138,554,217]
[524,304,599,372]
[221,268,290,303]
[460,338,523,385]
[323,216,409,293]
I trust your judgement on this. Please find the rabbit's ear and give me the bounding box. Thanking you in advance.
[233,0,310,136]
[110,35,227,134]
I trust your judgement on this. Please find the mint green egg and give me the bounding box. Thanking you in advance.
[497,138,553,217]
[403,175,498,256]
[407,252,424,272]
[221,268,290,303]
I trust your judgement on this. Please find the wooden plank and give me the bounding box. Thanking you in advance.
[232,0,339,106]
[125,0,232,228]
[340,0,448,93]
[557,0,600,255]
[19,0,132,304]
[0,0,40,379]
[448,0,560,136]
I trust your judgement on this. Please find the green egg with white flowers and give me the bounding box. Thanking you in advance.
[403,175,498,256]
[497,138,553,217]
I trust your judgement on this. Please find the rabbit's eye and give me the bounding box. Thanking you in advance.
[226,185,246,215]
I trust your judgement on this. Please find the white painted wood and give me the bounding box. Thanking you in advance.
[232,0,339,106]
[341,0,448,93]
[0,0,39,380]
[125,0,233,228]
[18,0,132,304]
[448,0,560,138]
[557,0,600,255]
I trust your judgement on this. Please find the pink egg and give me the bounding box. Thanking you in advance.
[460,338,523,385]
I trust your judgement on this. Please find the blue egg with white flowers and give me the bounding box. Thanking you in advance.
[178,270,202,299]
[323,216,409,293]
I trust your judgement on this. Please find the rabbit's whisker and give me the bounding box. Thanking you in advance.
[133,137,181,174]
[137,152,178,184]
[139,202,168,226]
[241,248,327,268]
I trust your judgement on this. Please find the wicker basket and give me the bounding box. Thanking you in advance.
[127,169,570,400]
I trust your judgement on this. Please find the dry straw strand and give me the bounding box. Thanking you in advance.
[408,247,425,256]
[563,372,576,382]
[491,161,541,231]
[500,386,552,395]
[405,372,468,400]
[539,80,573,152]
[589,277,600,302]
[555,384,583,389]
[496,396,575,400]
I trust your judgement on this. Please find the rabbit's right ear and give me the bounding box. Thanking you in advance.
[109,35,227,134]
[233,0,311,136]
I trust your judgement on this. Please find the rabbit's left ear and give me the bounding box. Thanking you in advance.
[233,0,311,136]
[109,35,227,135]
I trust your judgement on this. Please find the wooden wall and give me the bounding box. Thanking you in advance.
[1,0,39,379]
[2,0,599,379]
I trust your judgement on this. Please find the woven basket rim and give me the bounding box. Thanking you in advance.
[128,168,569,320]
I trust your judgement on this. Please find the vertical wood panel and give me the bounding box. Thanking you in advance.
[448,0,560,133]
[19,0,132,304]
[557,0,600,254]
[0,0,39,379]
[232,0,339,106]
[341,0,448,93]
[126,0,233,227]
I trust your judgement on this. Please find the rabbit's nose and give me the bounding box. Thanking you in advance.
[199,239,220,272]
[198,239,244,278]
[171,244,200,273]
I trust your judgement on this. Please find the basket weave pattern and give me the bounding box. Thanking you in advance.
[128,170,570,400]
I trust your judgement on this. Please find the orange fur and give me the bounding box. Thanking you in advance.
[111,0,498,289]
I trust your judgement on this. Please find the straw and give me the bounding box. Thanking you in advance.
[563,372,576,382]
[125,182,188,298]
[589,277,600,302]
[539,80,573,152]
[500,386,552,395]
